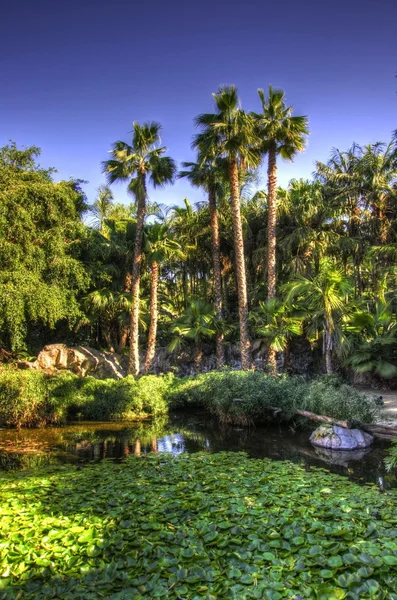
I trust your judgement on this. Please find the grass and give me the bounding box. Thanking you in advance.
[0,452,396,599]
[0,367,378,429]
[169,372,379,426]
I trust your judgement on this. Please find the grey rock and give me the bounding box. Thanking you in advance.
[310,424,374,450]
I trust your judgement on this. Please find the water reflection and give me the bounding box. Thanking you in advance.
[0,411,395,488]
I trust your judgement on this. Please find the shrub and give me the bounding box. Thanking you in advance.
[0,367,172,427]
[48,373,171,421]
[167,370,379,426]
[0,367,50,428]
[0,367,378,429]
[302,376,379,424]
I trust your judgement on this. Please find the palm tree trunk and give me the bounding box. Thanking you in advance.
[194,341,203,371]
[267,142,278,371]
[324,321,333,375]
[229,159,251,370]
[208,183,225,369]
[144,260,159,374]
[118,271,132,353]
[128,174,146,376]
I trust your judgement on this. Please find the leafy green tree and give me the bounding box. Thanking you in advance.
[102,122,176,375]
[0,143,89,351]
[254,87,309,370]
[194,85,261,370]
[285,260,352,374]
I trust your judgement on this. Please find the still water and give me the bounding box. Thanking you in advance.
[0,410,395,488]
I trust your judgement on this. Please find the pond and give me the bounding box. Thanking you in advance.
[0,410,395,488]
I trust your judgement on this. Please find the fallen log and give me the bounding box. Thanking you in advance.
[294,409,353,429]
[280,408,397,439]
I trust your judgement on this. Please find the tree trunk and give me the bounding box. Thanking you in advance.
[208,183,225,369]
[194,341,203,371]
[128,174,147,376]
[118,271,132,353]
[324,321,333,374]
[144,260,159,374]
[267,142,278,371]
[229,159,251,370]
[377,200,388,245]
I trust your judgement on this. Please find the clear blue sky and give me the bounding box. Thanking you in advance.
[1,0,396,208]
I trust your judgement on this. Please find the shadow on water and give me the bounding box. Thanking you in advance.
[0,410,396,488]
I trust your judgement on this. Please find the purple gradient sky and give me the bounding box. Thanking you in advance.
[1,0,396,207]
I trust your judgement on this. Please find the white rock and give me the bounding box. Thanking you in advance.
[310,424,374,450]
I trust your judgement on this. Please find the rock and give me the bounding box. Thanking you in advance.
[19,344,127,379]
[310,424,374,450]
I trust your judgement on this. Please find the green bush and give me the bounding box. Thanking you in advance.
[0,367,51,428]
[48,373,171,421]
[0,367,171,427]
[302,375,378,424]
[0,367,379,428]
[167,370,379,426]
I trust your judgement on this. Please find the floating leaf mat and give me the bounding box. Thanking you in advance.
[1,452,397,599]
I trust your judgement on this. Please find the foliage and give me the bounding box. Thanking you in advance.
[48,372,170,421]
[0,367,50,428]
[342,303,397,379]
[168,371,378,426]
[0,367,172,427]
[385,441,397,472]
[2,107,397,383]
[1,452,397,599]
[0,368,378,429]
[0,143,89,352]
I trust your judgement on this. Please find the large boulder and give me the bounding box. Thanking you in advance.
[19,344,127,379]
[310,424,374,450]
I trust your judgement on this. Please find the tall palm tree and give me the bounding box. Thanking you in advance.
[285,259,352,374]
[102,122,176,375]
[143,222,184,374]
[179,158,227,368]
[194,85,261,370]
[254,86,309,369]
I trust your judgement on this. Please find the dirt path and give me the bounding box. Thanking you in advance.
[356,387,397,423]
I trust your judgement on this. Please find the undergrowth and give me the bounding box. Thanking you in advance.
[0,366,378,428]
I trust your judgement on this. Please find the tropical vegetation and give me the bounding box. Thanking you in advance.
[1,87,397,385]
[0,367,378,429]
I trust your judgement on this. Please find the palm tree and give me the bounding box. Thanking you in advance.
[285,259,352,374]
[179,158,227,368]
[250,298,301,371]
[102,122,176,375]
[143,222,184,374]
[168,299,216,369]
[194,85,261,370]
[90,185,114,234]
[342,302,397,380]
[254,86,309,369]
[359,142,397,244]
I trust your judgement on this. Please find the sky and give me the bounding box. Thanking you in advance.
[1,0,396,209]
